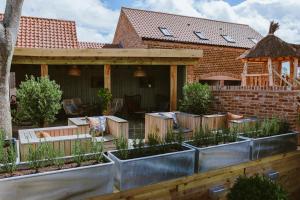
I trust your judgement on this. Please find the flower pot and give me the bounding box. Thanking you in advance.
[0,154,114,200]
[184,139,250,173]
[240,132,298,160]
[108,143,195,191]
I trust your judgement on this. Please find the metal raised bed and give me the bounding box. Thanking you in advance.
[0,154,114,200]
[184,139,251,173]
[240,132,298,160]
[108,143,195,191]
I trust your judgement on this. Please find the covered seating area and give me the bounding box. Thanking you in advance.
[239,22,300,88]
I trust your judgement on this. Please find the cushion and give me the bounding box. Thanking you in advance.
[87,116,106,133]
[227,112,244,121]
[160,112,179,129]
[36,131,51,138]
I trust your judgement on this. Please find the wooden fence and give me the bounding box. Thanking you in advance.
[89,151,300,200]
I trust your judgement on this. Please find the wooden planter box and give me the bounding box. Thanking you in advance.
[240,132,298,160]
[18,126,92,161]
[0,154,114,200]
[201,114,227,131]
[108,143,195,191]
[184,139,251,172]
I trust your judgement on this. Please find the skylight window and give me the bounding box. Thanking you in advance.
[249,38,258,44]
[194,31,208,40]
[159,27,173,37]
[221,34,235,43]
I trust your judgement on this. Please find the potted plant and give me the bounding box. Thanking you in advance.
[179,83,226,131]
[98,88,112,115]
[16,76,62,127]
[108,133,195,191]
[239,118,297,160]
[0,140,114,200]
[227,175,288,200]
[184,128,250,172]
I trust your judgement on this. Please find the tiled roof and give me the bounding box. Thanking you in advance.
[78,42,120,49]
[121,7,263,49]
[0,14,79,48]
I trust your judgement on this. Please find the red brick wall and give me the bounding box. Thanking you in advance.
[211,87,300,129]
[113,11,146,48]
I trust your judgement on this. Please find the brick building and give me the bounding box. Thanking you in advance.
[113,7,264,85]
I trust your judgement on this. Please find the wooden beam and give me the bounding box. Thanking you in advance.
[241,61,248,86]
[104,64,111,92]
[267,57,274,86]
[170,65,177,111]
[14,47,203,58]
[12,56,199,66]
[40,64,48,77]
[294,57,298,79]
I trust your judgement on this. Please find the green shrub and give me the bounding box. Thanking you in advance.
[0,129,5,163]
[114,135,129,159]
[17,76,62,127]
[227,174,289,200]
[147,133,161,147]
[98,88,112,114]
[27,142,49,173]
[1,141,17,175]
[72,140,87,167]
[179,83,212,115]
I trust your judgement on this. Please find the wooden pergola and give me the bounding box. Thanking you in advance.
[12,47,202,111]
[238,22,300,87]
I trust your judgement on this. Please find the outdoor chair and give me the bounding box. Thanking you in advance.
[124,94,146,119]
[62,98,89,116]
[145,112,201,141]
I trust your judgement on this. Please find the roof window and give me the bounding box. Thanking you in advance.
[159,27,173,37]
[221,34,235,43]
[194,31,208,40]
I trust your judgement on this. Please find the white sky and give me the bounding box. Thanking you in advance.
[0,0,299,44]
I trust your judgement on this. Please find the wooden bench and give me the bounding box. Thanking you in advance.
[18,126,92,161]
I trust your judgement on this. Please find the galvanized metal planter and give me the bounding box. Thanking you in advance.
[0,154,114,200]
[108,144,195,191]
[240,132,298,160]
[184,139,251,173]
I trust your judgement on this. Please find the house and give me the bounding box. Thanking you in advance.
[113,7,264,86]
[7,14,201,115]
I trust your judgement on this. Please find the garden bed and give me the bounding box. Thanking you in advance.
[108,143,195,191]
[0,153,114,200]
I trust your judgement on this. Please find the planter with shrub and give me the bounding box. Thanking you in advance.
[0,140,113,200]
[227,174,288,200]
[239,118,297,160]
[108,134,195,191]
[184,128,250,172]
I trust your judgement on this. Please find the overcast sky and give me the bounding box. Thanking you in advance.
[0,0,299,44]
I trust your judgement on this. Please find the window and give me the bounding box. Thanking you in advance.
[221,34,235,43]
[159,27,173,36]
[194,31,208,40]
[249,38,258,44]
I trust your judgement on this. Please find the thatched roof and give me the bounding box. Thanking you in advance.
[239,21,299,59]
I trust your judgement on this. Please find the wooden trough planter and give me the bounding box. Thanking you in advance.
[240,132,298,160]
[184,138,251,172]
[108,143,195,191]
[201,114,227,131]
[18,126,92,161]
[0,154,114,200]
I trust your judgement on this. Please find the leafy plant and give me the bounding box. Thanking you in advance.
[165,129,184,144]
[114,135,128,159]
[17,76,62,127]
[91,141,104,163]
[1,141,17,175]
[179,83,212,115]
[52,150,65,169]
[98,88,112,115]
[72,140,87,167]
[227,174,289,200]
[27,142,49,173]
[0,129,5,163]
[147,133,161,147]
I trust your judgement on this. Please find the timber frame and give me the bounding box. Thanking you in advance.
[12,47,203,111]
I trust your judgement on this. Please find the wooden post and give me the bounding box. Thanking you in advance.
[267,58,274,86]
[294,57,298,80]
[241,61,248,86]
[40,64,48,77]
[104,64,111,91]
[170,65,177,111]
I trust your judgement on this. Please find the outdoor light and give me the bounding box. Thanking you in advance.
[68,65,81,76]
[133,66,146,77]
